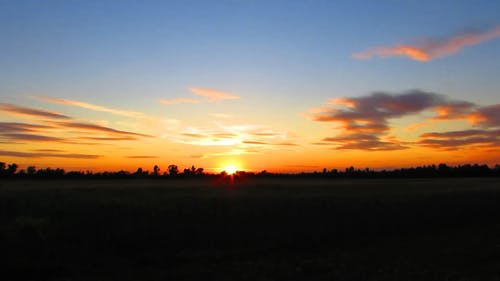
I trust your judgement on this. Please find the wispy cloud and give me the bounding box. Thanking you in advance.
[418,129,500,150]
[174,122,297,150]
[31,149,64,153]
[0,103,70,119]
[353,26,500,61]
[36,96,144,118]
[0,150,101,159]
[126,155,159,159]
[0,133,65,142]
[190,88,240,102]
[50,121,153,138]
[159,98,200,105]
[78,136,138,141]
[160,88,240,106]
[0,122,54,133]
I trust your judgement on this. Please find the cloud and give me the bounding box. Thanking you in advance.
[0,103,71,119]
[190,88,240,102]
[418,129,500,150]
[309,89,480,151]
[353,26,500,61]
[36,96,144,118]
[78,136,138,141]
[31,149,64,152]
[174,122,296,149]
[322,134,407,151]
[160,88,239,106]
[159,98,200,105]
[0,122,54,133]
[431,101,476,121]
[0,150,101,159]
[50,121,153,138]
[0,133,65,142]
[470,104,500,127]
[242,140,269,145]
[0,120,152,145]
[126,155,159,159]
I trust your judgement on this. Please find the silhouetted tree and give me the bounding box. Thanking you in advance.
[0,162,5,176]
[168,165,179,176]
[153,165,160,176]
[27,166,36,176]
[6,163,18,175]
[195,167,204,176]
[135,167,144,177]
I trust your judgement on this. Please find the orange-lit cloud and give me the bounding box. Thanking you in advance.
[0,150,101,159]
[353,26,500,61]
[418,129,500,150]
[78,136,138,141]
[0,102,153,147]
[126,155,159,159]
[160,88,240,106]
[36,96,144,118]
[50,121,153,138]
[405,122,433,132]
[171,122,297,154]
[190,88,240,102]
[159,98,200,105]
[1,133,65,142]
[309,90,499,151]
[0,122,54,133]
[0,103,70,119]
[472,104,500,127]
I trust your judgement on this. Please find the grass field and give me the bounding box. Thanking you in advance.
[1,177,500,280]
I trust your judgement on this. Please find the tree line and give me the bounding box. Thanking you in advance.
[0,161,499,179]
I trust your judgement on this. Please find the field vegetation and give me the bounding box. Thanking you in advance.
[1,177,500,280]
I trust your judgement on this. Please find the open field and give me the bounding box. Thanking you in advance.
[1,177,500,280]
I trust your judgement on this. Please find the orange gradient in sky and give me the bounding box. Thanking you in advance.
[0,90,498,172]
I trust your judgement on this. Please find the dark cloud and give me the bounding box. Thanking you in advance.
[309,89,496,151]
[322,134,407,151]
[0,133,65,142]
[0,150,101,159]
[431,101,476,120]
[473,104,500,127]
[0,103,71,119]
[31,149,65,152]
[311,90,455,151]
[51,121,153,138]
[0,122,54,132]
[418,129,500,150]
[313,90,445,125]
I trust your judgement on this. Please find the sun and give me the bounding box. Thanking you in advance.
[223,164,238,175]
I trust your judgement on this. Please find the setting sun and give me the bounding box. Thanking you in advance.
[223,165,238,175]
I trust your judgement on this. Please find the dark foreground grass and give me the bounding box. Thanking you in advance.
[1,177,500,280]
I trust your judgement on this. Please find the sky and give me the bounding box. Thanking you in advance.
[0,0,499,173]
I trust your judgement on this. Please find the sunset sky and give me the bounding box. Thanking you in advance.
[1,0,499,173]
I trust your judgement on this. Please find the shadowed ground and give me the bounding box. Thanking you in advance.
[1,177,499,280]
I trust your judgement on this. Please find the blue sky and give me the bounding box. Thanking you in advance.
[2,0,499,103]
